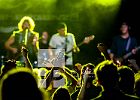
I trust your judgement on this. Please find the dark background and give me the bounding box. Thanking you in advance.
[0,0,140,66]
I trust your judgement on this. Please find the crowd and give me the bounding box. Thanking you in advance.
[0,16,140,100]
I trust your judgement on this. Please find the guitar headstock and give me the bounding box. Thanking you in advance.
[83,35,95,44]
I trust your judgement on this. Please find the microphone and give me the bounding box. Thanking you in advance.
[24,29,28,45]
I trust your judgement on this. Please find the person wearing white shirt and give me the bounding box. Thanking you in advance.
[49,22,79,69]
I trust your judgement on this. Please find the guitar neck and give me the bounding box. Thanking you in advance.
[123,52,133,60]
[65,41,83,54]
[123,46,140,60]
[65,35,94,55]
[77,42,84,47]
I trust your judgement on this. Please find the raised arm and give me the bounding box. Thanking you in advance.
[21,46,33,70]
[58,67,78,87]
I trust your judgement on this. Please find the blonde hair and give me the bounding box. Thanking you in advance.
[18,16,35,31]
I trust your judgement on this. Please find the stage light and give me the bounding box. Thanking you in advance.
[96,0,121,6]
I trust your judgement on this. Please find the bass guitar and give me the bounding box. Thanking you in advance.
[114,46,140,66]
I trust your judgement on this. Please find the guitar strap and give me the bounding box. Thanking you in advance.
[65,36,68,52]
[126,37,131,52]
[65,36,68,61]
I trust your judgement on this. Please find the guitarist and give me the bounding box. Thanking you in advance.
[109,22,139,71]
[49,22,79,70]
[5,16,39,67]
[48,22,94,69]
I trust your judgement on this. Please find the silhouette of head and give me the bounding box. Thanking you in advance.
[118,66,135,94]
[94,60,119,90]
[0,68,43,100]
[52,87,71,100]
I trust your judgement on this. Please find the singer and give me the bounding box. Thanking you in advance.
[49,22,79,69]
[5,16,39,67]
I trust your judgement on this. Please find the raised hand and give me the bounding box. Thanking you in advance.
[21,46,28,57]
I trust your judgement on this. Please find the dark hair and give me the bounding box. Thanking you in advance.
[95,60,119,89]
[80,63,95,84]
[122,22,128,26]
[52,87,71,100]
[81,63,95,74]
[135,73,140,97]
[118,66,135,94]
[0,68,43,100]
[121,22,131,30]
[57,22,67,29]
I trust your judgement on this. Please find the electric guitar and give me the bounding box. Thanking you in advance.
[114,46,140,66]
[65,35,95,59]
[42,35,95,67]
[97,43,140,70]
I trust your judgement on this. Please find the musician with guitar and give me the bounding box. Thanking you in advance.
[49,22,94,70]
[109,22,140,72]
[5,16,39,67]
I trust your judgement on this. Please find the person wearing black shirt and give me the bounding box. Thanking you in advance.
[109,22,139,71]
[5,16,39,67]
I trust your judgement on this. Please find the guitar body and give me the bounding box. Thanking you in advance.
[113,46,140,68]
[6,44,29,62]
[43,35,95,67]
[128,59,140,72]
[97,43,140,70]
[6,46,21,60]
